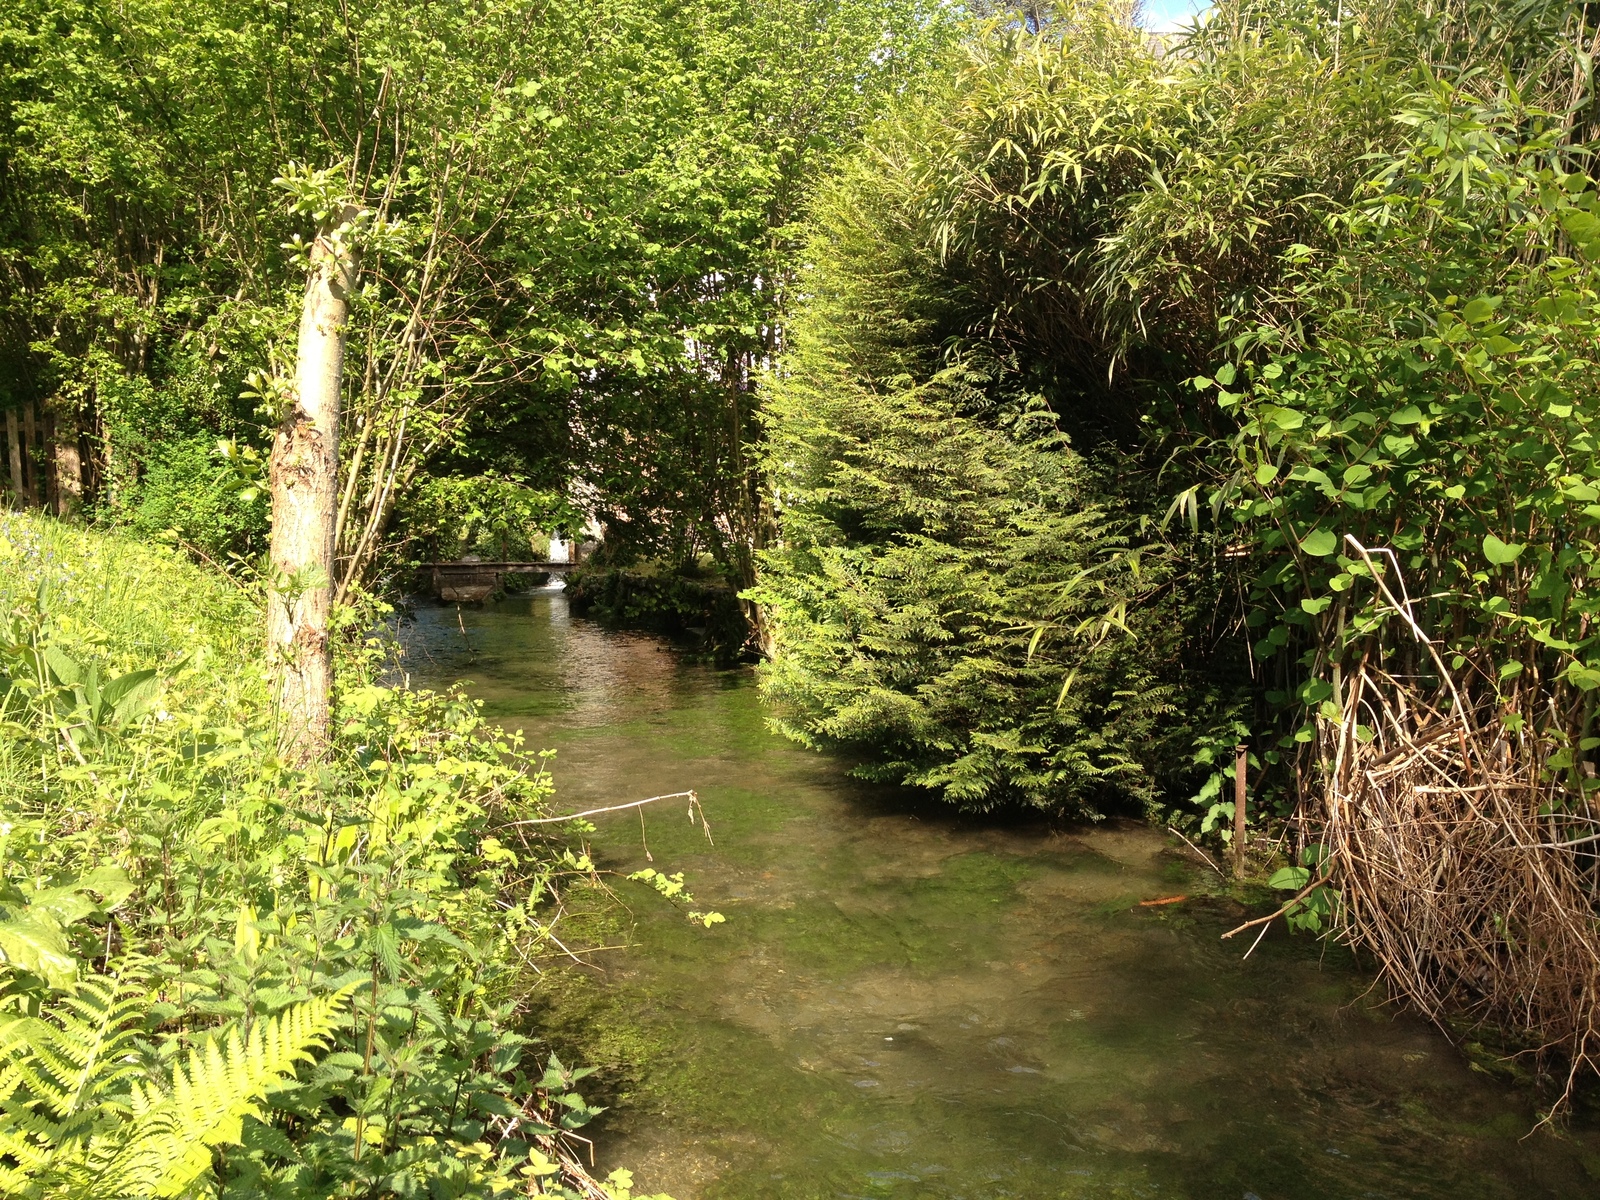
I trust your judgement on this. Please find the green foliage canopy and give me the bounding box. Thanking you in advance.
[0,0,957,578]
[758,0,1600,821]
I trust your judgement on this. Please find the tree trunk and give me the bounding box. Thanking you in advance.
[22,403,39,507]
[52,408,83,517]
[269,209,360,763]
[4,410,22,507]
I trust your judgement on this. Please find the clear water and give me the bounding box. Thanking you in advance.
[399,591,1600,1199]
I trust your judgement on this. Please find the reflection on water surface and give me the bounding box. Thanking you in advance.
[400,591,1600,1199]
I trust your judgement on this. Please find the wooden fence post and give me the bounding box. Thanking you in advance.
[48,404,83,516]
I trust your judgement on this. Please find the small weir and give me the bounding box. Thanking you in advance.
[419,559,577,602]
[401,590,1600,1200]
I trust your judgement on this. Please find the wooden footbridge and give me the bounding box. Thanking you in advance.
[420,559,578,602]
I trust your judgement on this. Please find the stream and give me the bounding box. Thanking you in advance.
[400,589,1600,1199]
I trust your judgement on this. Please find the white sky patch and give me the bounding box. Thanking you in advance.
[1140,0,1209,33]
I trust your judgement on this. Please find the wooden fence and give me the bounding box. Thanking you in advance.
[3,403,84,514]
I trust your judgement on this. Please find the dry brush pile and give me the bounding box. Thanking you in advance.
[1302,546,1600,1113]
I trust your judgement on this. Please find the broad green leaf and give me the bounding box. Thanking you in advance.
[1381,433,1415,455]
[0,912,76,988]
[44,647,82,687]
[1301,678,1333,702]
[1561,209,1600,256]
[102,668,159,722]
[1389,405,1423,425]
[102,668,157,707]
[1290,465,1332,488]
[77,867,135,911]
[26,887,97,927]
[1565,664,1600,691]
[472,1091,523,1118]
[1299,529,1338,557]
[1268,866,1310,891]
[1461,295,1502,323]
[1482,534,1525,566]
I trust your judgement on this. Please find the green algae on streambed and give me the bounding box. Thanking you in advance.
[399,591,1600,1199]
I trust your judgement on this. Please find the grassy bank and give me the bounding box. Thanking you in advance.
[0,513,665,1199]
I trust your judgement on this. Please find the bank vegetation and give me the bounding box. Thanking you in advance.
[756,0,1600,1110]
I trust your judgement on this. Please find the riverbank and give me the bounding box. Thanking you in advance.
[0,514,661,1199]
[401,590,1600,1199]
[564,561,751,665]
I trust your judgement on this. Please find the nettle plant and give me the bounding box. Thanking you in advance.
[1205,80,1600,792]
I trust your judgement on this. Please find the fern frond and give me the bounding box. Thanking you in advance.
[0,970,147,1124]
[90,986,354,1199]
[55,974,148,1114]
[0,972,350,1199]
[0,1107,57,1173]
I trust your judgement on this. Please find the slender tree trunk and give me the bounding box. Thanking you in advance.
[269,209,360,763]
[22,404,39,507]
[4,410,22,507]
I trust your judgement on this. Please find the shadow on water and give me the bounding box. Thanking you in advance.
[398,590,1600,1200]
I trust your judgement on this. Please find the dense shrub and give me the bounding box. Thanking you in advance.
[752,125,1208,813]
[568,561,751,666]
[117,434,269,564]
[747,6,1227,815]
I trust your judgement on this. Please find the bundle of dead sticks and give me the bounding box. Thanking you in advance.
[1302,542,1600,1114]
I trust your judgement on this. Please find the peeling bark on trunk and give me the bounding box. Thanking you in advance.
[269,210,360,764]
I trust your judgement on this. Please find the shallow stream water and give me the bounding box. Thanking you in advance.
[400,590,1600,1199]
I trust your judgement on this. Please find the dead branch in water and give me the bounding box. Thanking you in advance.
[510,789,714,845]
[1168,825,1224,875]
[1221,871,1334,939]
